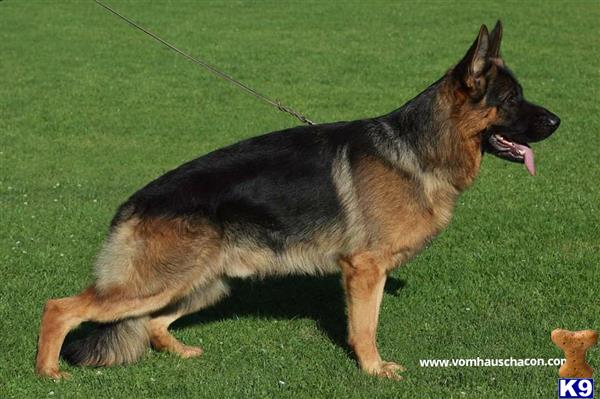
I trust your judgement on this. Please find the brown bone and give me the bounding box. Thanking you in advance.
[551,328,598,378]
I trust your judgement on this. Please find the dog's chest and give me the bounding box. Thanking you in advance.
[354,158,457,264]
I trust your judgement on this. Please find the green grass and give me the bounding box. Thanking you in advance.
[1,1,599,397]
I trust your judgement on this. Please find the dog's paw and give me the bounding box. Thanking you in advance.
[367,361,406,381]
[177,344,204,359]
[37,368,71,381]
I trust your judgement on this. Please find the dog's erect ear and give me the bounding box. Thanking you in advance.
[453,24,490,99]
[488,20,503,59]
[468,25,489,77]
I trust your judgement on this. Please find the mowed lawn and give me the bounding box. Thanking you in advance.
[1,1,599,398]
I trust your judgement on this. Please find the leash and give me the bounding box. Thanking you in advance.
[93,0,315,126]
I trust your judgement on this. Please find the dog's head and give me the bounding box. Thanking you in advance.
[450,21,560,176]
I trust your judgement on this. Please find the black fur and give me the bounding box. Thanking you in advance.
[114,123,360,249]
[62,318,150,367]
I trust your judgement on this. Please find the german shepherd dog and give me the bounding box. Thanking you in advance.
[36,21,560,380]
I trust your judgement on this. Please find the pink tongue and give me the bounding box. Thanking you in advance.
[514,143,535,176]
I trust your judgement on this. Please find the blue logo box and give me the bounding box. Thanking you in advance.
[559,379,594,398]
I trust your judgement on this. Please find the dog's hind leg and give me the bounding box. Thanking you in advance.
[36,216,222,379]
[148,279,230,358]
[36,284,187,379]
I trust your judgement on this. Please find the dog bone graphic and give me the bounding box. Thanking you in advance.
[551,328,598,378]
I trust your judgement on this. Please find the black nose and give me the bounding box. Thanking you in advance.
[547,114,561,128]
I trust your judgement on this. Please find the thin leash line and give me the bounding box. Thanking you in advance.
[93,0,314,125]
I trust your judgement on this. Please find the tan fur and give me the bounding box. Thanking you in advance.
[339,251,405,380]
[95,217,222,296]
[36,217,222,378]
[490,57,505,68]
[434,83,494,190]
[219,228,344,279]
[353,156,457,264]
[149,280,230,358]
[331,146,370,250]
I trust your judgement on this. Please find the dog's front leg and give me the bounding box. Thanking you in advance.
[340,252,405,381]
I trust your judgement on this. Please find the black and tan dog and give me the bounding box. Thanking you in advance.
[37,21,560,380]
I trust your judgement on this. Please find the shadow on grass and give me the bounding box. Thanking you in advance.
[63,275,406,360]
[173,275,407,352]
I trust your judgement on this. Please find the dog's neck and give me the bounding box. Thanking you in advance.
[375,77,483,192]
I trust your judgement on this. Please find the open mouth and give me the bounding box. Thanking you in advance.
[488,134,536,176]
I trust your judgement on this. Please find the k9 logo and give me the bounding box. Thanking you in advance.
[559,379,594,398]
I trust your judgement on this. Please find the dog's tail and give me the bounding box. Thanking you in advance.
[62,316,150,367]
